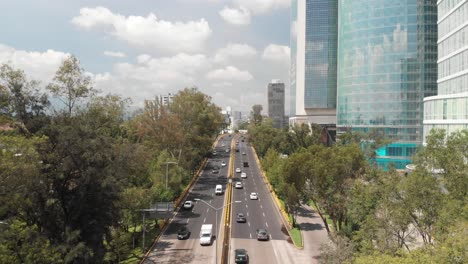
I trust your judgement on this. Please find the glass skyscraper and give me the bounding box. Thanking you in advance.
[337,0,438,168]
[290,0,338,126]
[423,0,468,140]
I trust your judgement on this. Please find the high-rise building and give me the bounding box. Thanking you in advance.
[268,80,285,128]
[337,0,438,169]
[159,93,174,106]
[423,0,468,140]
[290,0,338,126]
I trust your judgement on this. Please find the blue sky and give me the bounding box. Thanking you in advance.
[0,0,291,113]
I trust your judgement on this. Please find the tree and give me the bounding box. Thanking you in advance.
[47,55,95,116]
[0,64,50,133]
[250,104,263,125]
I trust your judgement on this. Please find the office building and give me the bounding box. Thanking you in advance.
[423,0,468,141]
[290,0,338,126]
[159,93,174,106]
[337,0,438,169]
[268,80,285,128]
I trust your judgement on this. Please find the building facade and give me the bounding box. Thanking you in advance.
[423,0,468,140]
[290,0,338,126]
[268,80,285,128]
[337,0,438,168]
[159,93,174,106]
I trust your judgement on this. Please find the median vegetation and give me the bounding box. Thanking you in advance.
[0,58,224,263]
[248,112,467,263]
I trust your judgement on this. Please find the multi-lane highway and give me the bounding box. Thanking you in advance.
[229,136,298,264]
[143,135,232,264]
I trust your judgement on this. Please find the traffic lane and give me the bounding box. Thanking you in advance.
[231,181,251,239]
[235,145,287,240]
[231,239,282,264]
[245,146,288,240]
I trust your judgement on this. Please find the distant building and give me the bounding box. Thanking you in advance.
[268,80,285,128]
[159,93,174,106]
[423,0,468,141]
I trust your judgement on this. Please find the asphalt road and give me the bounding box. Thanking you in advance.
[143,135,233,264]
[230,136,296,264]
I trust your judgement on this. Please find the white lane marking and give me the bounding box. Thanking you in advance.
[266,221,268,227]
[270,234,273,240]
[248,222,250,227]
[206,208,209,213]
[260,205,263,209]
[263,212,265,217]
[250,233,252,239]
[209,200,212,204]
[246,204,248,208]
[204,217,206,223]
[245,198,247,201]
[247,212,249,217]
[187,218,190,224]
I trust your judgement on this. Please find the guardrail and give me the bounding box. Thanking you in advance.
[221,136,235,264]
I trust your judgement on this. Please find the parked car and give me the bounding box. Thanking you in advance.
[183,201,193,209]
[177,227,190,240]
[234,248,249,263]
[256,228,269,241]
[249,192,258,200]
[236,168,241,173]
[241,172,247,179]
[236,213,246,223]
[235,182,243,189]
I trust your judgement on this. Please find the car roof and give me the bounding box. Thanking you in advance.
[235,248,247,253]
[257,228,267,232]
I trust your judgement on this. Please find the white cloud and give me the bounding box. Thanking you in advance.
[103,51,126,58]
[206,66,252,81]
[219,6,251,25]
[71,6,212,54]
[262,44,290,64]
[233,0,290,14]
[0,43,69,83]
[93,53,212,106]
[212,81,233,87]
[214,43,257,63]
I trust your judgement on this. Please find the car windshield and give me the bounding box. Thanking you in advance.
[202,234,210,237]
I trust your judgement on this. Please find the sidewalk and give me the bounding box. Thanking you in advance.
[295,203,330,263]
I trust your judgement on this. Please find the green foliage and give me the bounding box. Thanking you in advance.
[250,104,263,125]
[47,55,95,115]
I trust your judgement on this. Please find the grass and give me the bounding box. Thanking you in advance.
[289,227,303,248]
[121,221,163,263]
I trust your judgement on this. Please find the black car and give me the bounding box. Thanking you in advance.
[234,248,249,264]
[256,228,269,241]
[212,166,220,174]
[236,213,246,223]
[177,227,190,240]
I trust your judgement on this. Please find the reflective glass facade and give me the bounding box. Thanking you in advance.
[290,0,338,120]
[423,0,468,140]
[304,0,338,109]
[337,0,438,168]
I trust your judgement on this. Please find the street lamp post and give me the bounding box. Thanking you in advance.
[195,198,240,264]
[164,161,178,189]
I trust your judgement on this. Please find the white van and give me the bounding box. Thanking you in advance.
[215,184,223,195]
[200,224,213,245]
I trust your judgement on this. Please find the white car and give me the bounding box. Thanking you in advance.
[221,161,226,167]
[241,172,247,179]
[250,192,258,200]
[235,182,243,189]
[242,152,246,155]
[183,201,193,209]
[225,149,229,153]
[235,168,241,173]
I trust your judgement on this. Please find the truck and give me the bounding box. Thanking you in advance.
[200,224,213,245]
